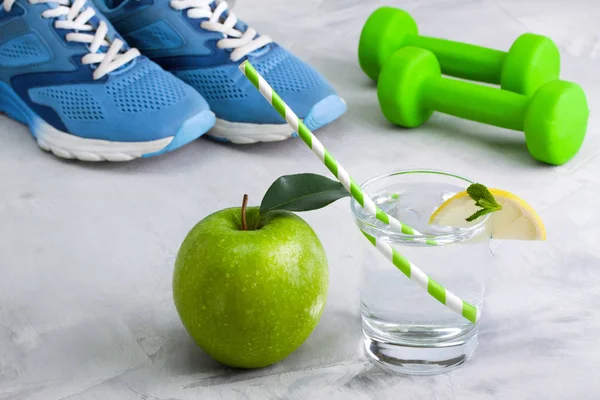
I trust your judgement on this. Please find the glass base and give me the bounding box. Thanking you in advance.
[363,331,478,375]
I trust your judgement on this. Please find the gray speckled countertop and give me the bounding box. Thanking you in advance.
[2,0,600,399]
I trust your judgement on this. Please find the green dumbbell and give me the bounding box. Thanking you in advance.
[359,7,560,96]
[378,47,588,166]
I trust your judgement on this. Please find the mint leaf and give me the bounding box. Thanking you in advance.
[260,173,350,215]
[465,183,502,222]
[465,208,494,222]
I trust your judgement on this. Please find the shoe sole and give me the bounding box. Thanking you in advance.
[0,82,215,162]
[206,95,347,144]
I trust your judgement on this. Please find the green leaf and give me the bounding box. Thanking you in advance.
[260,173,350,215]
[465,183,503,222]
[467,184,499,208]
[465,207,495,222]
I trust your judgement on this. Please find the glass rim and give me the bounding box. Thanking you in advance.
[350,168,490,240]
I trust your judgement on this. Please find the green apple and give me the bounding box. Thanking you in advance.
[173,203,328,368]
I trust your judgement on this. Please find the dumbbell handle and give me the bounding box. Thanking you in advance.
[422,77,527,131]
[411,36,506,83]
[410,36,506,84]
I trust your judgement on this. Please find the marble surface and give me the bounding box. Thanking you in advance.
[1,0,599,398]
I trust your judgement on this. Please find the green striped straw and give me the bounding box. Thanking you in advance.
[238,60,479,323]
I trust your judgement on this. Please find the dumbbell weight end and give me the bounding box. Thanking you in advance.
[524,81,588,165]
[358,6,418,81]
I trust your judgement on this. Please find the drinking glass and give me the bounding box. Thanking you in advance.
[351,169,493,375]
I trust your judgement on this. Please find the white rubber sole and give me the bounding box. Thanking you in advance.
[34,120,174,162]
[206,95,348,144]
[208,119,293,144]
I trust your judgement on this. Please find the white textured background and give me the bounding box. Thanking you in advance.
[1,0,599,399]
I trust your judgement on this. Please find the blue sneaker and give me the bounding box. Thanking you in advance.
[92,0,347,144]
[0,0,215,161]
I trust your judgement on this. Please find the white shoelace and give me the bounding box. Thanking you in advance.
[3,0,140,80]
[170,0,273,62]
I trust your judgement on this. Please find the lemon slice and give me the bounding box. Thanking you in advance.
[429,189,546,240]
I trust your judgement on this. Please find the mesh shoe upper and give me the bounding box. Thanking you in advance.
[175,44,337,124]
[0,32,52,67]
[93,0,339,124]
[27,59,206,140]
[0,0,208,142]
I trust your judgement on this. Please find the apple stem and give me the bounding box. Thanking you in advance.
[241,194,248,231]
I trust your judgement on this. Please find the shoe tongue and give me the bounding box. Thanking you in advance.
[206,0,248,33]
[202,0,270,56]
[248,43,271,58]
[44,1,69,19]
[44,1,102,32]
